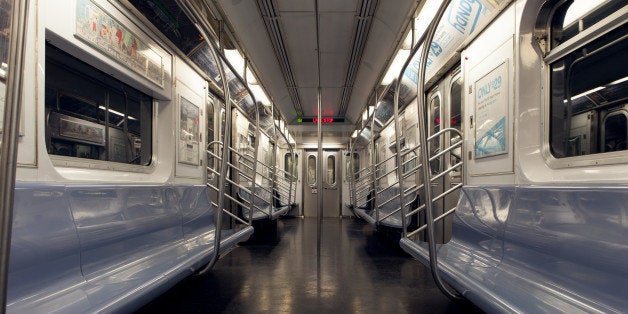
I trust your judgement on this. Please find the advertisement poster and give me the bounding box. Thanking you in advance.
[426,0,498,79]
[179,96,200,166]
[75,0,164,86]
[474,60,508,158]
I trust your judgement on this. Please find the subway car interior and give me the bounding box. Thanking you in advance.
[0,0,626,312]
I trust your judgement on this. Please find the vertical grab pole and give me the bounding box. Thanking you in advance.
[316,86,323,254]
[270,106,278,217]
[292,148,296,208]
[315,0,323,256]
[394,10,434,237]
[176,0,226,273]
[414,0,461,301]
[286,136,295,211]
[207,52,230,271]
[369,117,375,216]
[395,77,408,235]
[349,140,356,209]
[0,0,29,310]
[371,111,378,224]
[176,0,257,272]
[250,102,262,224]
[245,60,262,225]
[393,78,407,234]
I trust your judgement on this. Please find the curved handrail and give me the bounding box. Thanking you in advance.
[394,0,462,301]
[416,0,462,301]
[175,0,261,274]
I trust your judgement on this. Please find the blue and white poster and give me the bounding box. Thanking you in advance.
[474,60,508,158]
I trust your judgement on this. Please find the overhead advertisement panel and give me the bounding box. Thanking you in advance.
[400,0,505,92]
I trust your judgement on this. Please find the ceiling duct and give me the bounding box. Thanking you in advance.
[256,0,304,116]
[337,0,378,117]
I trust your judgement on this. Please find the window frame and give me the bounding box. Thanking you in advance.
[45,45,155,172]
[542,0,628,168]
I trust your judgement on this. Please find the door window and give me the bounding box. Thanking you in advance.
[428,95,442,174]
[327,155,336,185]
[307,155,316,185]
[450,75,463,174]
[206,99,215,169]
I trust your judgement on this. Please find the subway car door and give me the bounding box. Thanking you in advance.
[322,150,340,217]
[303,150,318,217]
[302,149,341,217]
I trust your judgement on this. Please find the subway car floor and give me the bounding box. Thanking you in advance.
[136,217,481,313]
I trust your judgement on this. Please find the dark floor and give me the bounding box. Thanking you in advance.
[137,217,481,313]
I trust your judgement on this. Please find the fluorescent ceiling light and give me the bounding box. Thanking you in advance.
[246,66,258,85]
[414,0,441,42]
[563,86,605,102]
[381,49,410,85]
[249,84,271,105]
[610,76,628,85]
[99,105,137,120]
[224,49,245,78]
[402,32,412,50]
[563,0,605,27]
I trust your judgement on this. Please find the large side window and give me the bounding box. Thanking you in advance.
[45,44,152,165]
[548,1,627,158]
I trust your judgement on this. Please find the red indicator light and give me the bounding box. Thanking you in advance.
[312,118,335,123]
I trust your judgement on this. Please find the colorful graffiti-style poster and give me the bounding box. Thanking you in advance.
[75,0,164,86]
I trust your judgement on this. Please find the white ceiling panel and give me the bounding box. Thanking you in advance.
[297,88,341,117]
[214,0,416,128]
[345,0,416,122]
[281,12,318,88]
[217,0,297,121]
[277,0,315,12]
[319,0,359,12]
[319,12,355,54]
[322,87,342,116]
[298,87,318,117]
[320,52,348,87]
